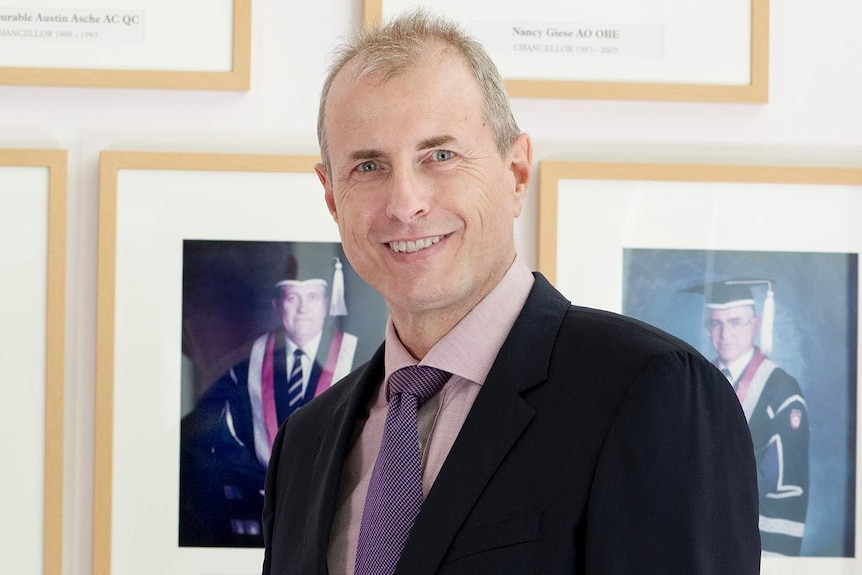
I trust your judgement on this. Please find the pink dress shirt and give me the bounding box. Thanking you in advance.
[327,256,535,574]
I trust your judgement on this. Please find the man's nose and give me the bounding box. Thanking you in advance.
[385,167,432,222]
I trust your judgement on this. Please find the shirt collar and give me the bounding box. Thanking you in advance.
[721,347,755,382]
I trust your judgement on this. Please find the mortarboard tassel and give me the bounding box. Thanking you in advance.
[329,257,348,317]
[760,282,775,355]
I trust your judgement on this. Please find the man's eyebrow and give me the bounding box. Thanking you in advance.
[418,135,456,150]
[348,149,384,162]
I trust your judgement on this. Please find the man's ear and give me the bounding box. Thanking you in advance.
[315,162,338,222]
[508,133,532,218]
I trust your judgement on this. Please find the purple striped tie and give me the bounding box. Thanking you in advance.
[354,366,451,575]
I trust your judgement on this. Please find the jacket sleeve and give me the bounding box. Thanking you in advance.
[261,420,288,574]
[756,372,809,555]
[584,349,761,574]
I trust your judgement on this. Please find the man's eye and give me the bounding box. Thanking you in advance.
[431,150,454,162]
[356,160,378,173]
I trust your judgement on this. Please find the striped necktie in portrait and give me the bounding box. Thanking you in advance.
[287,348,305,407]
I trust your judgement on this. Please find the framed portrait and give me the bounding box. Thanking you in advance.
[539,161,861,569]
[95,152,390,574]
[0,149,66,575]
[364,0,768,102]
[0,0,250,90]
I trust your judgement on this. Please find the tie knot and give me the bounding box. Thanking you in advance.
[388,366,450,404]
[293,348,304,359]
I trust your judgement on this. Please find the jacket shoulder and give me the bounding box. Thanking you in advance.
[563,304,703,358]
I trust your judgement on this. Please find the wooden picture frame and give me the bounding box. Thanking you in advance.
[0,149,66,575]
[95,151,389,574]
[364,0,768,103]
[539,160,862,567]
[0,0,250,90]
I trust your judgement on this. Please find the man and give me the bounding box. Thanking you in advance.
[697,279,810,556]
[180,264,357,547]
[263,11,760,574]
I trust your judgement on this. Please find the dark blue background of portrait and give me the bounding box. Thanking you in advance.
[622,248,857,557]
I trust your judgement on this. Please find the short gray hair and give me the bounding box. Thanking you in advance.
[317,10,520,172]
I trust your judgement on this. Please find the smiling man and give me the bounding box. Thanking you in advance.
[262,11,760,574]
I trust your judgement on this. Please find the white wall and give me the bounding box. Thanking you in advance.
[1,1,860,574]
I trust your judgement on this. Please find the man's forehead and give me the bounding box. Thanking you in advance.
[708,306,754,317]
[283,283,326,295]
[328,57,401,106]
[325,62,483,156]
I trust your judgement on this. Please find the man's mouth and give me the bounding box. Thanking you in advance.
[388,234,445,254]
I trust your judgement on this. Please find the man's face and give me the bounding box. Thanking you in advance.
[274,283,328,348]
[706,306,760,364]
[315,48,531,323]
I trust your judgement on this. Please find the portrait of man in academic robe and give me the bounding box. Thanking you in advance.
[177,240,388,548]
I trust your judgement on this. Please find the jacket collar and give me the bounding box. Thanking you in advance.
[397,273,570,574]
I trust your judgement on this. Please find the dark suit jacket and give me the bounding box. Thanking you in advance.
[262,274,760,574]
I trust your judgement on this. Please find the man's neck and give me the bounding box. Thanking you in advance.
[388,305,473,360]
[387,261,515,360]
[721,347,756,381]
[285,330,323,357]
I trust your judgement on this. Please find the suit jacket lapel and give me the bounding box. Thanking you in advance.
[396,274,571,574]
[300,345,385,573]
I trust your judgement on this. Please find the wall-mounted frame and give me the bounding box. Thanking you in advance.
[539,161,861,567]
[0,0,250,90]
[364,0,768,102]
[0,149,66,575]
[94,152,390,574]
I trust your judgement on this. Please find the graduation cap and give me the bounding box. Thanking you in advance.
[681,278,775,355]
[274,257,348,318]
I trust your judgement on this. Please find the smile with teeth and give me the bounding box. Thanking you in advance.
[388,234,444,253]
